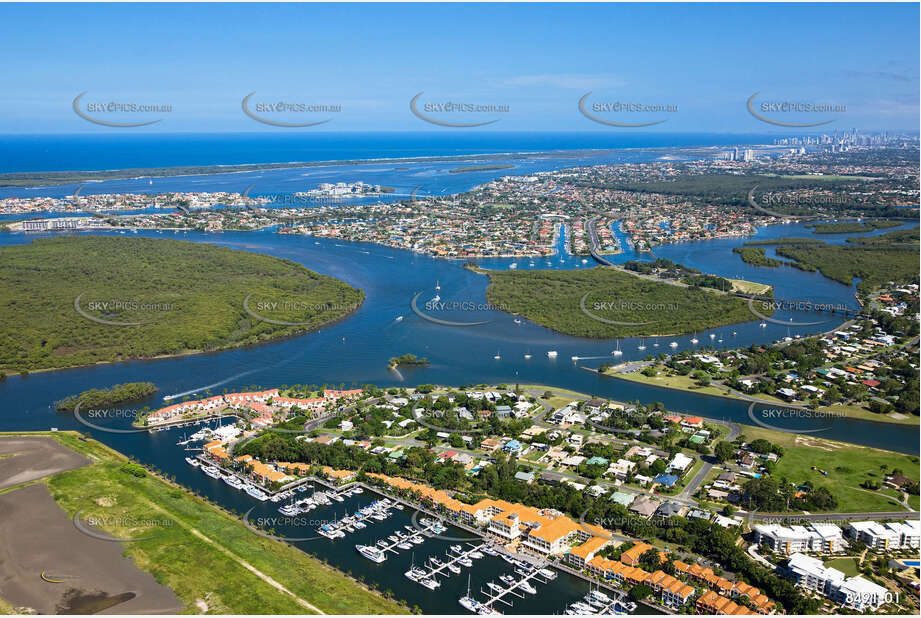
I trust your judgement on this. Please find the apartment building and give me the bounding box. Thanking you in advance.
[753,523,845,554]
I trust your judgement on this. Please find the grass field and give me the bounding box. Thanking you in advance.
[603,365,736,399]
[824,557,860,577]
[816,403,919,426]
[737,425,919,513]
[5,431,406,615]
[0,597,14,614]
[728,278,773,295]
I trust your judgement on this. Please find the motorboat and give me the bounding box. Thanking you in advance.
[410,536,424,544]
[481,545,498,556]
[447,563,461,574]
[518,580,536,595]
[486,582,504,594]
[356,545,387,563]
[546,350,558,358]
[538,568,557,580]
[420,577,440,590]
[397,542,413,550]
[185,457,199,467]
[450,544,463,553]
[245,485,268,501]
[458,557,473,567]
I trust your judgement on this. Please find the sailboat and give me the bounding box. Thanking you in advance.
[459,574,479,612]
[493,351,501,360]
[435,280,441,291]
[612,340,623,356]
[637,338,646,351]
[690,332,699,345]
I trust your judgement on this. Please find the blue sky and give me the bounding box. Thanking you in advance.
[0,2,917,133]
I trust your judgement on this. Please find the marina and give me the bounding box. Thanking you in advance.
[357,517,446,562]
[405,543,487,588]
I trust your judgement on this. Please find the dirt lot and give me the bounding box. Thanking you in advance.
[0,483,183,614]
[0,436,91,491]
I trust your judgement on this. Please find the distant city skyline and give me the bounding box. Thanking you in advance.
[0,2,917,134]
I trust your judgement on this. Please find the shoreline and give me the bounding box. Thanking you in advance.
[594,365,919,427]
[3,294,364,378]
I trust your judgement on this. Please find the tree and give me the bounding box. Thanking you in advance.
[638,548,661,572]
[629,584,653,602]
[714,441,735,462]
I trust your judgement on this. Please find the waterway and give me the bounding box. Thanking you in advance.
[0,151,918,613]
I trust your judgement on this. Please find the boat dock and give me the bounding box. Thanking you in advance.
[316,497,396,538]
[409,543,484,585]
[477,563,554,610]
[358,519,445,561]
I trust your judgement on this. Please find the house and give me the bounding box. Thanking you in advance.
[667,452,693,473]
[495,405,512,419]
[609,491,635,507]
[514,470,536,484]
[628,496,660,518]
[655,501,685,518]
[503,439,523,453]
[653,473,679,488]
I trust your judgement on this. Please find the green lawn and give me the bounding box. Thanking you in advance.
[824,557,860,577]
[8,432,406,615]
[738,425,919,513]
[605,365,735,398]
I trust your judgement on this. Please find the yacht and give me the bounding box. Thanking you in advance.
[669,341,678,348]
[185,456,199,467]
[356,544,387,563]
[405,567,426,582]
[546,350,558,358]
[332,493,345,502]
[481,545,498,556]
[586,590,612,606]
[450,544,463,553]
[223,474,243,489]
[523,354,531,359]
[410,535,423,544]
[709,333,716,339]
[459,596,480,613]
[690,334,699,344]
[245,485,268,501]
[538,568,557,580]
[514,318,521,324]
[202,465,222,479]
[353,487,363,494]
[499,575,516,586]
[637,338,646,351]
[494,352,501,360]
[388,535,399,542]
[518,580,536,595]
[459,574,480,613]
[429,556,443,566]
[376,540,388,548]
[486,582,504,594]
[419,577,440,590]
[468,550,483,560]
[353,521,366,530]
[612,341,622,356]
[760,321,767,328]
[447,563,461,574]
[398,542,413,551]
